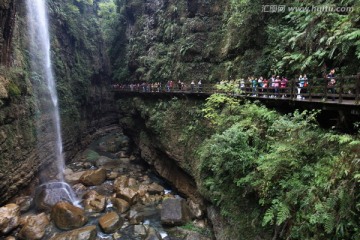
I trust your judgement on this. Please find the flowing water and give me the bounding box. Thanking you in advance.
[26,0,76,204]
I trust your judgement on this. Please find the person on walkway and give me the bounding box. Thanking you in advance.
[198,80,202,92]
[169,80,174,92]
[274,76,281,97]
[239,78,245,93]
[251,76,258,96]
[280,76,288,98]
[166,81,170,92]
[191,80,195,92]
[269,75,275,97]
[297,75,305,99]
[327,69,336,101]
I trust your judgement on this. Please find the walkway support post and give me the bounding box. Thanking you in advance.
[308,77,312,102]
[323,76,328,102]
[356,73,360,105]
[339,75,343,104]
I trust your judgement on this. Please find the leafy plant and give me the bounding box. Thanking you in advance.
[197,95,360,239]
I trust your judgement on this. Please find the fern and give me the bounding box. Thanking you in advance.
[263,206,275,226]
[276,202,291,226]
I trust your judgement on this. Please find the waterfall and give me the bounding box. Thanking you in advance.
[26,0,77,207]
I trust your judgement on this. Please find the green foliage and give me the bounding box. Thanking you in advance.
[198,95,360,239]
[97,0,118,44]
[267,1,360,76]
[7,82,21,97]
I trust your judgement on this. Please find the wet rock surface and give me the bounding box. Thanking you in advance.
[79,168,107,186]
[83,190,106,213]
[0,132,213,239]
[0,203,20,234]
[50,225,97,240]
[34,182,77,211]
[98,211,123,234]
[18,213,49,240]
[51,201,87,230]
[161,198,192,226]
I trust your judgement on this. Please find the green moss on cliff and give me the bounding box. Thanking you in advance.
[7,82,21,97]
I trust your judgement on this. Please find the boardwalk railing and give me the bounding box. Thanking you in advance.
[113,75,360,105]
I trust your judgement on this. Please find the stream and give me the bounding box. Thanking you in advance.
[0,131,213,240]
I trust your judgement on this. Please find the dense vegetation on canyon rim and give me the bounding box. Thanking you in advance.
[128,94,360,239]
[197,94,360,239]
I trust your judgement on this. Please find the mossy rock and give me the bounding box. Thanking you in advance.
[83,149,100,162]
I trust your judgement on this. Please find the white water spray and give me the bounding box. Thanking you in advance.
[26,0,64,180]
[27,0,77,206]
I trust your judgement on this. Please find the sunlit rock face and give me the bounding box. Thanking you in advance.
[0,203,20,235]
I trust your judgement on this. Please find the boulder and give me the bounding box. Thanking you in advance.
[133,224,147,237]
[96,156,113,166]
[137,184,149,198]
[141,175,152,184]
[185,232,212,240]
[188,200,203,218]
[72,183,87,193]
[141,194,163,205]
[51,201,87,230]
[65,170,86,184]
[145,227,162,240]
[96,156,121,170]
[110,197,130,213]
[98,211,124,234]
[116,187,139,204]
[79,168,107,186]
[114,175,129,189]
[50,225,97,240]
[18,213,49,240]
[161,198,191,226]
[13,196,33,213]
[0,203,20,234]
[4,237,16,240]
[83,190,106,213]
[127,209,144,225]
[107,171,119,180]
[147,182,164,195]
[34,182,76,211]
[128,177,138,187]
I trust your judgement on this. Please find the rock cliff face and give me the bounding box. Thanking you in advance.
[111,0,243,83]
[0,0,115,204]
[0,0,16,66]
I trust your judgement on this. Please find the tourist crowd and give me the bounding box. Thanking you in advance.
[112,69,338,99]
[112,80,203,93]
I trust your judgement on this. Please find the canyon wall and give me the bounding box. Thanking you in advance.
[0,0,116,204]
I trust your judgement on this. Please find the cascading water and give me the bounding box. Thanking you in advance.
[26,0,77,208]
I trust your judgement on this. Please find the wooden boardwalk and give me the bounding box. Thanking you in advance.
[113,75,360,117]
